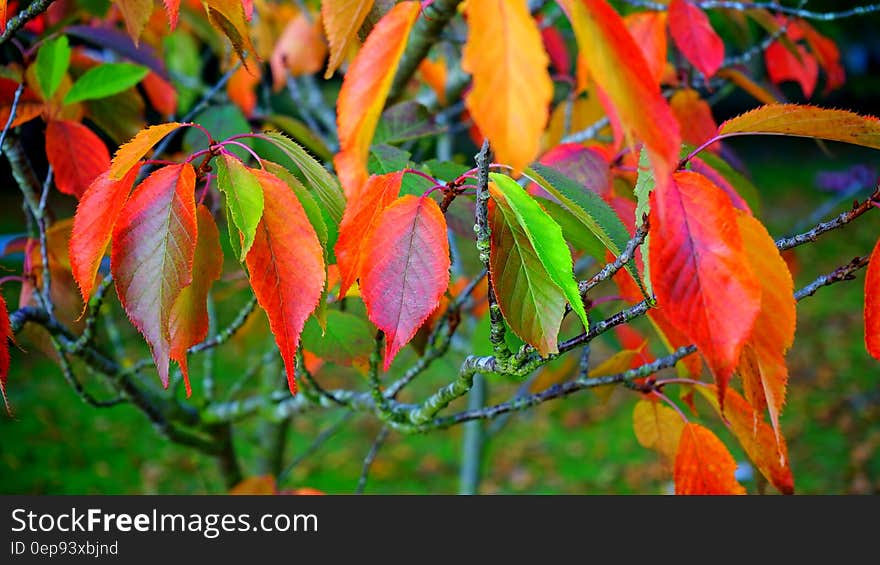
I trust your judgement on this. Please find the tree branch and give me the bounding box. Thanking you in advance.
[0,0,55,46]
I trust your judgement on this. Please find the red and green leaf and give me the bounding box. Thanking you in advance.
[215,153,265,260]
[111,163,198,388]
[245,169,326,394]
[361,195,450,369]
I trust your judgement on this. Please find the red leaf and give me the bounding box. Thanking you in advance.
[163,0,180,29]
[670,88,718,151]
[765,40,818,99]
[649,171,761,401]
[361,195,450,369]
[334,171,403,298]
[865,238,880,359]
[111,164,198,387]
[624,10,668,84]
[334,1,420,197]
[668,0,724,78]
[797,21,845,94]
[674,422,746,495]
[531,143,611,199]
[70,167,139,303]
[689,157,751,214]
[539,15,571,76]
[245,169,325,395]
[142,72,178,117]
[45,120,110,199]
[169,205,223,397]
[0,295,10,415]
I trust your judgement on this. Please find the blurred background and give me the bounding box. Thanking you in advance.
[1,0,880,494]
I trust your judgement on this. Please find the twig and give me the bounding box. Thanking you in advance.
[0,0,55,46]
[188,295,257,354]
[578,222,649,297]
[776,188,880,251]
[0,82,24,151]
[355,426,390,494]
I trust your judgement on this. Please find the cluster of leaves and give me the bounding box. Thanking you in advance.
[2,0,880,495]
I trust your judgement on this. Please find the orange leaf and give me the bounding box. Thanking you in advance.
[668,0,724,78]
[169,205,223,397]
[558,0,680,183]
[696,385,795,494]
[142,72,178,117]
[270,11,327,91]
[334,171,403,298]
[718,104,880,150]
[229,475,276,494]
[461,0,552,174]
[624,10,668,84]
[670,88,718,151]
[633,399,685,462]
[163,0,180,30]
[111,164,198,388]
[321,0,376,79]
[418,56,447,105]
[203,0,258,65]
[245,169,326,395]
[0,78,43,128]
[334,1,419,198]
[45,119,110,199]
[674,422,746,495]
[361,195,450,369]
[70,167,139,303]
[109,122,182,180]
[649,171,761,402]
[865,238,880,359]
[227,57,260,117]
[716,68,780,106]
[735,212,795,448]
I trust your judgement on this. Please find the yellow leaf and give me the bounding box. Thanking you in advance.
[633,399,685,462]
[590,347,642,404]
[321,0,376,78]
[110,122,182,180]
[461,0,552,174]
[203,0,258,65]
[116,0,155,45]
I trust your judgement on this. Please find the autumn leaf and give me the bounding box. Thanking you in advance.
[765,39,818,99]
[649,171,761,402]
[215,153,264,260]
[0,295,10,415]
[361,195,450,369]
[798,21,845,94]
[558,0,680,184]
[668,0,724,78]
[0,78,43,129]
[116,0,154,44]
[696,385,795,494]
[227,57,260,117]
[45,120,110,199]
[164,0,180,30]
[70,167,139,303]
[718,105,880,149]
[531,144,611,199]
[142,72,178,117]
[670,88,718,150]
[111,164,198,388]
[335,171,403,298]
[865,238,880,359]
[736,212,795,447]
[110,122,182,180]
[334,1,420,197]
[203,0,257,65]
[321,0,376,79]
[245,169,325,394]
[624,10,668,84]
[633,399,685,462]
[169,205,223,397]
[674,422,746,495]
[461,0,552,174]
[271,10,327,90]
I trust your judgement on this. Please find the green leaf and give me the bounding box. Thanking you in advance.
[265,114,333,163]
[634,148,653,229]
[373,101,445,145]
[526,163,646,298]
[423,159,470,183]
[259,131,346,224]
[63,63,149,105]
[368,143,412,174]
[490,173,588,331]
[214,154,265,260]
[537,197,606,262]
[302,310,374,368]
[35,35,71,100]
